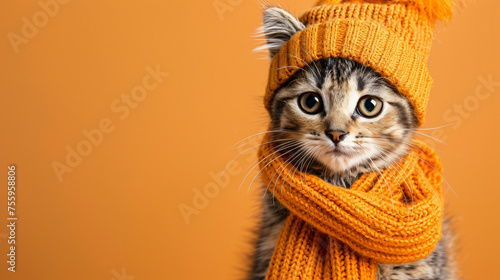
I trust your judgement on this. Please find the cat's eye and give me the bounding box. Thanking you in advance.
[298,92,323,114]
[356,95,383,118]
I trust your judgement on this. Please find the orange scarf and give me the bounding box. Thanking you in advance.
[258,137,444,280]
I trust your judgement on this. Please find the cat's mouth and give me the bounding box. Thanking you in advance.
[326,147,348,156]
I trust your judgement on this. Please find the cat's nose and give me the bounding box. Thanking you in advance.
[326,129,348,145]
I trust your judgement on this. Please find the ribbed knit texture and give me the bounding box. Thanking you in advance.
[264,0,454,125]
[258,137,444,280]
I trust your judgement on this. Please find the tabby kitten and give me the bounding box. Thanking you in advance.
[248,7,456,280]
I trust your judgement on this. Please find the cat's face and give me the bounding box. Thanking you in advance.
[261,7,418,183]
[269,58,417,181]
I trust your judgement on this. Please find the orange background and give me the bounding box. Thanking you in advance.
[1,0,499,279]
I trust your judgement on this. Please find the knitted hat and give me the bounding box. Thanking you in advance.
[264,0,454,125]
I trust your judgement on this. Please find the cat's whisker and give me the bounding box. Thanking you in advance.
[301,146,320,186]
[383,139,459,199]
[247,140,312,194]
[370,149,411,216]
[265,146,306,201]
[374,142,445,207]
[296,151,307,182]
[265,146,308,205]
[232,130,307,149]
[238,139,304,175]
[239,141,301,193]
[293,147,311,187]
[352,148,379,198]
[357,135,453,158]
[264,148,297,199]
[387,152,445,209]
[407,152,458,199]
[277,65,302,71]
[295,145,318,187]
[295,147,309,186]
[246,147,299,195]
[364,159,383,202]
[391,153,445,208]
[281,146,315,194]
[368,138,453,204]
[367,157,395,209]
[266,142,311,195]
[411,130,448,145]
[402,123,457,131]
[221,138,298,180]
[375,147,416,210]
[367,165,378,200]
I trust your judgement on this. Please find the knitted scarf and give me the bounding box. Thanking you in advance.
[258,137,444,280]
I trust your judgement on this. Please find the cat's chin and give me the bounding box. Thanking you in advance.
[325,148,349,157]
[316,152,363,175]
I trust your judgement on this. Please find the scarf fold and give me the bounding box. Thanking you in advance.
[258,137,444,280]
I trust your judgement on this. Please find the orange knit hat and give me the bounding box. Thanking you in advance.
[264,0,454,125]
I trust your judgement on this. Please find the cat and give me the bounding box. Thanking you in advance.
[247,7,457,280]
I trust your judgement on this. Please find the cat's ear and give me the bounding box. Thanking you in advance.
[258,7,305,59]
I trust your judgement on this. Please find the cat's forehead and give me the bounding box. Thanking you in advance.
[276,60,355,99]
[298,58,359,90]
[274,58,400,106]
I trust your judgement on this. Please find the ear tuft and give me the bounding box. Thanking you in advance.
[255,7,305,59]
